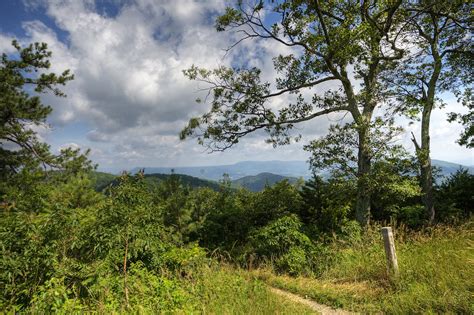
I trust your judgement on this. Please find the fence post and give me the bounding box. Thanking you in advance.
[381,227,399,277]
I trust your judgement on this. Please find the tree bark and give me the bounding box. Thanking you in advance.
[340,74,373,227]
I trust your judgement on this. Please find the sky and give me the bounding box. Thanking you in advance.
[1,0,472,173]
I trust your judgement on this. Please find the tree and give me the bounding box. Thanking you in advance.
[299,173,354,233]
[182,1,406,225]
[384,1,472,223]
[0,40,92,192]
[157,172,192,242]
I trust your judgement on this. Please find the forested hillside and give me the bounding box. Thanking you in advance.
[91,171,303,192]
[1,1,473,313]
[91,172,222,192]
[232,172,300,191]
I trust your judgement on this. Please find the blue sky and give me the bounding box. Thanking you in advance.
[1,0,472,173]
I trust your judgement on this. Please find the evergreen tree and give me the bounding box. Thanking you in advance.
[0,40,93,202]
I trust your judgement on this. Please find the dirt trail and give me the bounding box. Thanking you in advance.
[269,286,357,315]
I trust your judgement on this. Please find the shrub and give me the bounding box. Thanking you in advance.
[250,214,311,257]
[249,214,315,275]
[276,247,308,276]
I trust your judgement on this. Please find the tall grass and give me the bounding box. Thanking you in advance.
[252,222,474,314]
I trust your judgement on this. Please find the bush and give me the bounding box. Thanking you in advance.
[161,243,208,275]
[249,214,314,275]
[250,214,311,257]
[276,246,308,276]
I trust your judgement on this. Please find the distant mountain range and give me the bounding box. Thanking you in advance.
[91,171,297,193]
[431,160,474,176]
[93,159,472,193]
[131,159,473,181]
[132,160,312,180]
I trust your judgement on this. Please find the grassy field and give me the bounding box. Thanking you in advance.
[250,223,473,314]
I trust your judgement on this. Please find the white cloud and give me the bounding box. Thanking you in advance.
[0,34,18,53]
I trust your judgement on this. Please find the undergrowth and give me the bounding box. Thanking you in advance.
[251,222,474,314]
[17,263,314,314]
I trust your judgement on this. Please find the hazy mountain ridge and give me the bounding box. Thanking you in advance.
[130,160,311,180]
[130,159,473,181]
[94,158,472,192]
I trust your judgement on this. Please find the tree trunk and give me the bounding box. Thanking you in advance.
[417,48,441,225]
[355,123,371,226]
[420,106,435,224]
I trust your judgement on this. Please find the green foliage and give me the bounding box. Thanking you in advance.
[250,214,311,257]
[196,265,315,314]
[0,41,92,184]
[396,205,425,228]
[0,173,102,309]
[147,172,221,191]
[88,171,117,191]
[90,174,167,266]
[249,214,313,275]
[252,180,303,226]
[2,152,472,312]
[436,168,474,222]
[305,119,423,224]
[183,0,414,225]
[305,118,406,179]
[299,174,355,233]
[276,246,309,277]
[197,187,254,249]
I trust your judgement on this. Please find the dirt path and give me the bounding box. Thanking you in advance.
[268,286,357,315]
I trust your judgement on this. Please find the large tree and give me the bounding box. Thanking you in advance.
[182,0,406,225]
[385,0,472,223]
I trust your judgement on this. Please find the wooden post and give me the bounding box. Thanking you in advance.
[381,227,399,277]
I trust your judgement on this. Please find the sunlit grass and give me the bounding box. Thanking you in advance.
[251,223,474,314]
[197,265,315,314]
